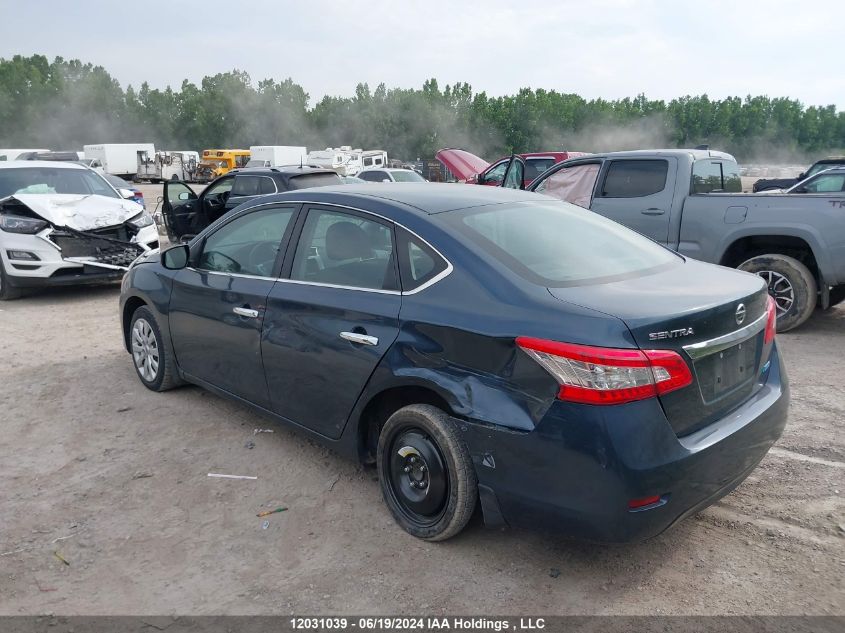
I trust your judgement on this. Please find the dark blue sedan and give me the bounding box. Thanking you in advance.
[119,184,788,541]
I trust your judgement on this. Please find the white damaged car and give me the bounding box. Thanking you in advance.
[0,161,159,299]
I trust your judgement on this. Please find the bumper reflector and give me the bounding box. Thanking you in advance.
[628,495,665,511]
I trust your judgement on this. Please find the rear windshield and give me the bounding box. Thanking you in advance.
[0,167,118,198]
[447,201,680,287]
[287,172,342,190]
[390,170,425,182]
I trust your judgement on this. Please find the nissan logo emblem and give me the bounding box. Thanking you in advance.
[735,303,746,325]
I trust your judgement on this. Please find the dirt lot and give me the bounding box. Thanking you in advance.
[0,251,843,616]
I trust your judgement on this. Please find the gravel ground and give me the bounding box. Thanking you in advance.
[0,197,842,615]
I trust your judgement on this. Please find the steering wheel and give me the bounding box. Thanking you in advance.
[246,241,279,276]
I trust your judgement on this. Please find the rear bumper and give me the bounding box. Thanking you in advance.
[463,344,789,542]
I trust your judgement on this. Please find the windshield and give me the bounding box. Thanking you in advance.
[390,170,425,182]
[446,201,680,287]
[0,167,118,198]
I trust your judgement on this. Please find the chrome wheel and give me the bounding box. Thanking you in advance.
[757,270,794,316]
[131,318,160,382]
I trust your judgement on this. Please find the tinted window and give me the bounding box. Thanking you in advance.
[525,158,556,182]
[197,207,294,277]
[398,229,448,291]
[286,172,342,189]
[600,160,668,197]
[0,167,118,198]
[448,201,679,287]
[231,175,277,196]
[358,171,386,182]
[291,208,397,290]
[692,160,742,193]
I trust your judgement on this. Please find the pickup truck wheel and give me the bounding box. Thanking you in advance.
[0,259,23,301]
[739,254,817,332]
[377,404,477,541]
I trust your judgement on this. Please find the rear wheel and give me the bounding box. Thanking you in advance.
[738,254,816,332]
[129,306,182,391]
[0,259,23,301]
[377,404,477,541]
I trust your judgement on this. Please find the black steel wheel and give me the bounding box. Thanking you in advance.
[377,404,477,541]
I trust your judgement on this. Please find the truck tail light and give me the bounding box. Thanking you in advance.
[764,295,777,345]
[516,337,693,405]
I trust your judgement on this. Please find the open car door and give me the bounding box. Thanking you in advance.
[500,155,526,190]
[162,181,198,242]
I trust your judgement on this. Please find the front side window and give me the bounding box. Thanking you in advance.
[291,208,397,290]
[447,201,679,287]
[480,161,508,185]
[0,167,119,198]
[534,163,600,208]
[197,207,295,277]
[231,175,277,196]
[204,176,234,198]
[600,160,668,198]
[802,173,845,193]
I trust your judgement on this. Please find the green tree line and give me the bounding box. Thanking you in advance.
[1,54,843,162]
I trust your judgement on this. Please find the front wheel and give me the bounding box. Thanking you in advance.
[738,254,817,332]
[129,306,182,391]
[377,404,477,541]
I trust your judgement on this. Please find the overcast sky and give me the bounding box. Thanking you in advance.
[1,0,842,109]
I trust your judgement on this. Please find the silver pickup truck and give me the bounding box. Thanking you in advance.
[499,148,845,331]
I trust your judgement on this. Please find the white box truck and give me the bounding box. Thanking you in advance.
[83,143,155,178]
[246,146,308,168]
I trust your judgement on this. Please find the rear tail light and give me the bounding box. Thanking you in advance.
[516,337,693,405]
[764,295,777,344]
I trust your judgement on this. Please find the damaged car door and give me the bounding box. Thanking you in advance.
[261,205,402,439]
[167,204,299,407]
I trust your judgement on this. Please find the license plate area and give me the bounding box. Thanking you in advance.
[694,337,758,404]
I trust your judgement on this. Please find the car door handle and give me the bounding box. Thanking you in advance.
[233,307,259,318]
[641,208,665,215]
[339,331,379,346]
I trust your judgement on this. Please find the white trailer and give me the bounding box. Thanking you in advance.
[83,143,155,178]
[246,146,308,168]
[136,150,200,182]
[306,146,387,177]
[0,149,49,161]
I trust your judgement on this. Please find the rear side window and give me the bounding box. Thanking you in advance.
[449,201,679,287]
[286,172,342,189]
[290,208,397,291]
[397,228,448,291]
[600,160,668,198]
[534,163,600,208]
[524,158,556,182]
[692,160,742,193]
[231,175,277,196]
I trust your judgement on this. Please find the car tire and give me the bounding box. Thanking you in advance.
[129,306,182,391]
[739,254,817,332]
[377,404,477,541]
[0,259,23,301]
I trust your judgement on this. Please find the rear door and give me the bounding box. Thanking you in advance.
[161,181,198,242]
[168,204,299,408]
[261,205,402,439]
[589,158,677,244]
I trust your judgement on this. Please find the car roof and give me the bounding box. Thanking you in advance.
[273,182,549,214]
[564,148,736,162]
[231,165,336,176]
[0,160,87,170]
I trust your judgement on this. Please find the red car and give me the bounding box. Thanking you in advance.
[435,148,588,188]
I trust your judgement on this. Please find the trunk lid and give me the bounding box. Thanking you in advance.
[548,259,770,436]
[434,148,489,181]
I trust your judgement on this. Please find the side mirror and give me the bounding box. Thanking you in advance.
[178,192,190,201]
[793,186,808,194]
[162,244,190,270]
[118,188,135,200]
[471,174,481,184]
[382,179,391,183]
